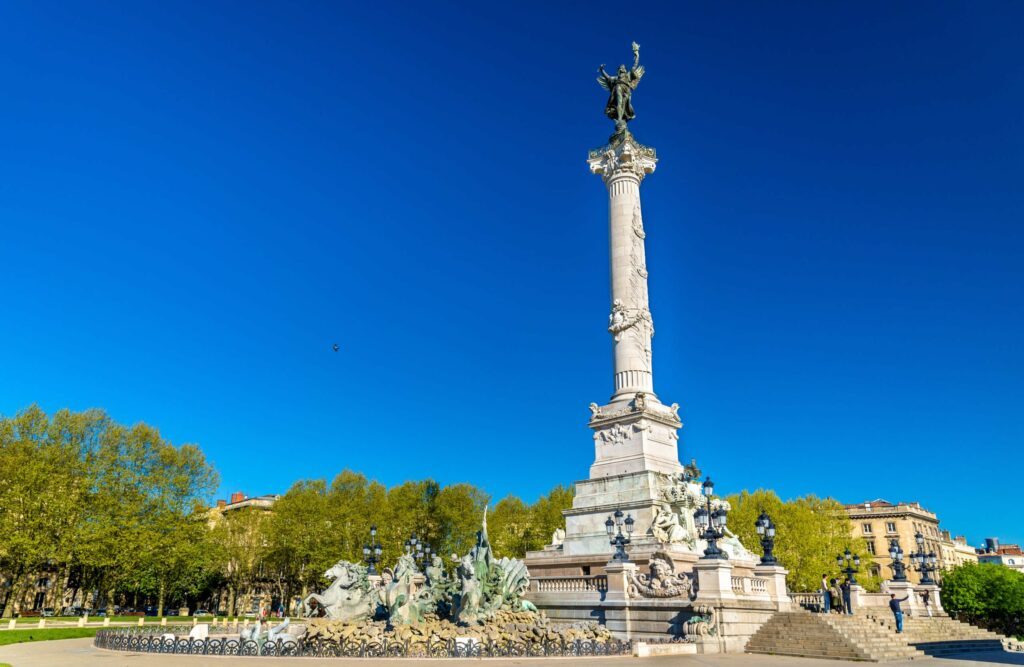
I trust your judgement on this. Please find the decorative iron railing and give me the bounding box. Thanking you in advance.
[93,628,633,658]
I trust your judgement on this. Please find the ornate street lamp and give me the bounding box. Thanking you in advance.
[694,477,729,559]
[755,511,777,565]
[836,548,861,585]
[910,531,938,585]
[362,524,383,575]
[419,544,433,570]
[605,509,635,562]
[888,539,907,582]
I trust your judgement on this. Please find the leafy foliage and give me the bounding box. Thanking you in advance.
[942,562,1024,638]
[0,405,219,617]
[726,489,881,592]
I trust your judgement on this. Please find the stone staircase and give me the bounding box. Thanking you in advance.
[862,612,1008,657]
[745,610,925,661]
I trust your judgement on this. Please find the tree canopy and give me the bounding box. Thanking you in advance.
[726,489,880,592]
[942,562,1024,638]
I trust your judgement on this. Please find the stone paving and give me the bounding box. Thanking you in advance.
[1,638,1022,667]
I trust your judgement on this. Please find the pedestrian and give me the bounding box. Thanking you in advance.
[889,593,909,633]
[830,579,844,614]
[821,574,831,613]
[841,579,853,615]
[921,590,932,618]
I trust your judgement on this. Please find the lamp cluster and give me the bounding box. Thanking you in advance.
[889,539,908,581]
[836,547,860,585]
[403,532,434,570]
[604,509,635,562]
[362,525,383,575]
[910,531,938,585]
[755,511,777,565]
[694,477,729,559]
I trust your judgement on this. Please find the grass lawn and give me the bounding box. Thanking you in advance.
[0,628,99,646]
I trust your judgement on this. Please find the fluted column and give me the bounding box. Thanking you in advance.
[589,139,658,402]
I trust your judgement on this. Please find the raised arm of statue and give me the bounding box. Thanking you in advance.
[632,42,641,70]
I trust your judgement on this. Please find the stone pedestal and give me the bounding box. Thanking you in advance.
[603,560,638,640]
[753,564,790,610]
[914,583,944,616]
[848,584,865,613]
[693,558,737,603]
[885,580,919,615]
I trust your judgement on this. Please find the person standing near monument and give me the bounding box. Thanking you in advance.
[921,590,932,617]
[841,579,853,615]
[820,574,831,613]
[829,579,844,614]
[889,593,910,633]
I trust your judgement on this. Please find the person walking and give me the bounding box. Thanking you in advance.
[830,579,844,614]
[921,590,932,618]
[889,593,909,633]
[821,574,831,614]
[841,579,853,615]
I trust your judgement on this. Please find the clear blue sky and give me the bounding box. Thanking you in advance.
[2,2,1021,547]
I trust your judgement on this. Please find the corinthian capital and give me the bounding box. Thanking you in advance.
[588,137,658,183]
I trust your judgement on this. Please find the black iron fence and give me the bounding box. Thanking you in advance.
[93,627,633,658]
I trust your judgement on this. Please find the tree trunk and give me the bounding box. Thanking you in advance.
[2,570,26,619]
[157,580,165,618]
[227,586,235,617]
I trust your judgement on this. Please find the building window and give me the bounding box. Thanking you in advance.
[863,523,873,534]
[866,541,876,555]
[871,565,881,577]
[886,522,897,533]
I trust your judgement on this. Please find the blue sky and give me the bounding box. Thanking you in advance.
[1,2,1021,547]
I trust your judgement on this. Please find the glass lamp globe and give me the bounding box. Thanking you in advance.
[624,514,635,535]
[702,477,714,497]
[605,516,615,536]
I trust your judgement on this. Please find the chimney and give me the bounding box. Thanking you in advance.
[230,492,245,505]
[216,499,227,509]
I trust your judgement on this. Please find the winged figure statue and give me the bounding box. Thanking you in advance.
[597,42,645,125]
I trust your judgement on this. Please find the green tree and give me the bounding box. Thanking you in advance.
[726,489,879,592]
[943,562,1024,637]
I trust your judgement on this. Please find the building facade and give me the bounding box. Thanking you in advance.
[978,538,1024,573]
[844,499,958,583]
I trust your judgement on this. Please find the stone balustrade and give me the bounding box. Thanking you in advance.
[533,575,608,593]
[730,576,769,596]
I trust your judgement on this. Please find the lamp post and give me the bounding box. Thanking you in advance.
[604,509,635,562]
[694,476,729,559]
[910,531,938,585]
[362,525,383,575]
[888,539,907,582]
[754,511,777,565]
[836,548,861,585]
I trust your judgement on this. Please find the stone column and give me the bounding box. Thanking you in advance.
[588,138,658,402]
[603,560,637,640]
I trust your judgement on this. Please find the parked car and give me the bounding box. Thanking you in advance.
[61,606,84,617]
[95,608,108,617]
[193,609,212,616]
[40,608,56,617]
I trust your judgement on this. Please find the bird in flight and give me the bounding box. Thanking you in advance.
[332,343,340,352]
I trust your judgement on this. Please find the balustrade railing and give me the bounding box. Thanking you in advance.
[791,592,824,612]
[533,576,608,593]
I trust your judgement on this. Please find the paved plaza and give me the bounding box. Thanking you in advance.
[1,639,1022,667]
